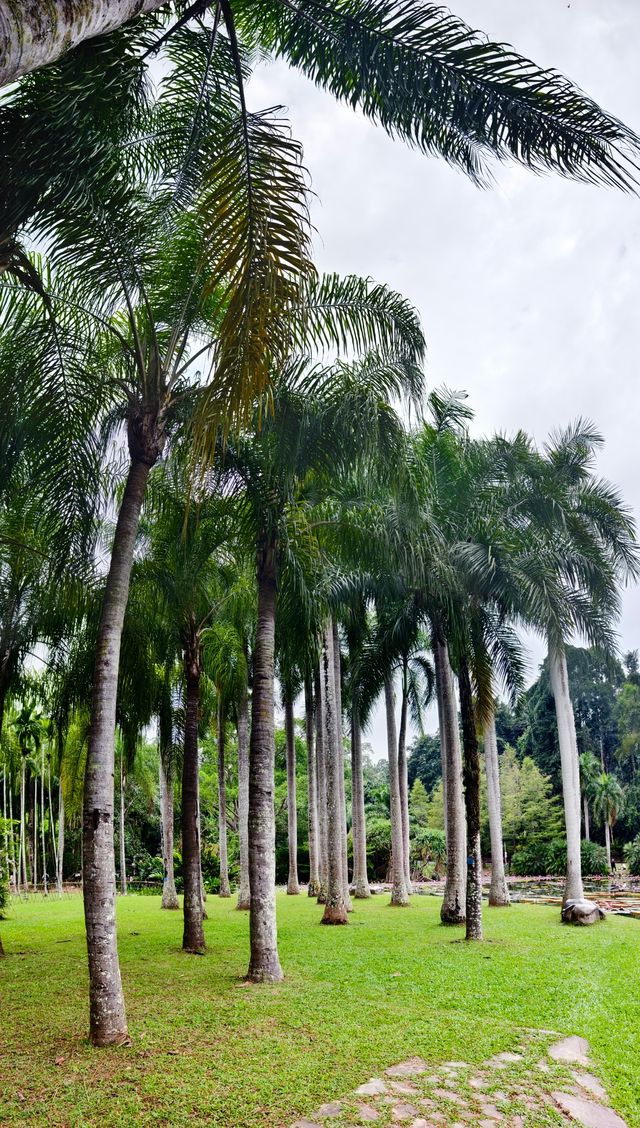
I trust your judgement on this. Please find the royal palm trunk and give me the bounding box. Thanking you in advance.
[182,626,205,953]
[304,675,320,897]
[458,656,483,941]
[82,452,154,1045]
[0,0,168,86]
[432,631,466,924]
[236,678,251,910]
[350,704,370,899]
[247,540,283,980]
[384,673,409,907]
[548,637,585,905]
[159,752,178,910]
[483,715,509,907]
[320,627,348,924]
[119,757,127,897]
[314,663,328,903]
[284,691,300,895]
[398,665,412,891]
[217,696,231,898]
[331,620,351,908]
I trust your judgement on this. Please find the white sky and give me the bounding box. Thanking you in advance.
[254,1,640,756]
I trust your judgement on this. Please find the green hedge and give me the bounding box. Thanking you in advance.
[511,838,608,877]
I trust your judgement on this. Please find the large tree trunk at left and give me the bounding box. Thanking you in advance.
[432,631,466,924]
[247,540,283,981]
[284,691,300,895]
[384,673,409,907]
[0,0,167,88]
[182,625,205,954]
[83,453,153,1047]
[320,627,348,925]
[314,663,328,903]
[217,696,231,898]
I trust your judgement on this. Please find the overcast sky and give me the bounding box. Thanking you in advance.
[252,1,640,756]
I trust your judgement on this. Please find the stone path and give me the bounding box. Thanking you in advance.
[290,1032,627,1128]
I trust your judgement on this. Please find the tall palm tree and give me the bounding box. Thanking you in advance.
[494,423,639,911]
[1,24,317,1041]
[592,772,625,872]
[212,333,424,969]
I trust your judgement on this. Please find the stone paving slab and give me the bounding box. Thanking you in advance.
[289,1032,628,1128]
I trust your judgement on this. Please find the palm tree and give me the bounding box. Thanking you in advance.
[5,0,640,205]
[211,332,423,967]
[579,750,600,843]
[498,423,639,911]
[592,772,625,872]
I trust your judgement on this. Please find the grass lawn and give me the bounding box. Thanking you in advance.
[1,892,639,1127]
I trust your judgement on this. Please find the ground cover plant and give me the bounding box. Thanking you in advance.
[2,893,640,1127]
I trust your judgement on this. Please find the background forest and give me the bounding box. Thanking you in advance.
[5,641,640,902]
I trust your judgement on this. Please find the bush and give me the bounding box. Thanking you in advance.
[510,841,550,876]
[411,828,446,878]
[624,834,640,876]
[581,840,609,876]
[510,838,608,877]
[365,816,391,881]
[0,861,8,916]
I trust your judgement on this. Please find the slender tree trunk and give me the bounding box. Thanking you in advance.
[304,675,320,898]
[236,677,251,910]
[604,820,612,872]
[548,637,585,906]
[247,541,283,981]
[321,627,348,924]
[332,621,352,909]
[7,776,16,891]
[583,795,590,842]
[83,413,163,1046]
[351,704,370,899]
[19,759,26,893]
[314,663,328,903]
[432,632,466,924]
[47,760,58,891]
[159,753,179,910]
[56,780,64,896]
[0,0,169,87]
[32,775,37,891]
[119,756,127,897]
[398,663,412,891]
[2,772,9,889]
[41,748,48,896]
[384,673,409,907]
[484,714,509,907]
[217,695,231,898]
[284,691,300,895]
[458,655,483,941]
[182,628,205,953]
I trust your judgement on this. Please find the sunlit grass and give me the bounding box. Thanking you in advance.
[1,892,639,1126]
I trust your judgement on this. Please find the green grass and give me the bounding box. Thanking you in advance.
[1,893,639,1126]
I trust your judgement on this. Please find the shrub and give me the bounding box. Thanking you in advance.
[0,861,8,916]
[510,838,608,877]
[624,834,640,876]
[581,840,609,876]
[510,841,549,876]
[411,828,446,878]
